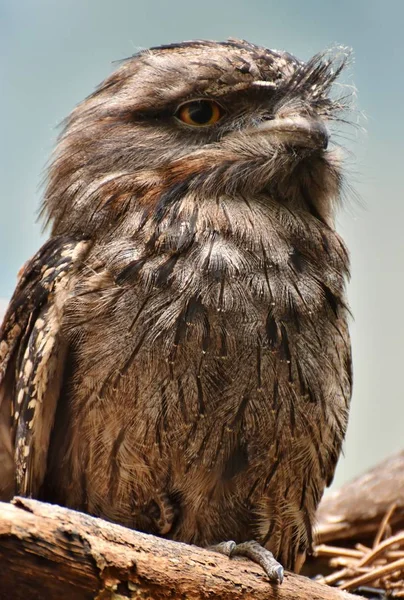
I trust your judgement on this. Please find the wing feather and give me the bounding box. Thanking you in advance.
[0,237,90,497]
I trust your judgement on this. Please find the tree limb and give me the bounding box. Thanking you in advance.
[0,497,360,600]
[316,450,404,544]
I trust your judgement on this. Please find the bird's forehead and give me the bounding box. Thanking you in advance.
[127,42,300,102]
[143,41,299,82]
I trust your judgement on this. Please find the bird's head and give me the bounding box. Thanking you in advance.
[44,39,352,235]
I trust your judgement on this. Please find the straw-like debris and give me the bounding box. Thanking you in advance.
[314,504,404,597]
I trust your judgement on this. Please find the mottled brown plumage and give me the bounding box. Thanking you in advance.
[0,39,352,580]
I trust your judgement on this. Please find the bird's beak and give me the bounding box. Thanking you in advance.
[248,115,329,150]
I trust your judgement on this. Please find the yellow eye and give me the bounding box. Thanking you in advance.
[176,100,223,127]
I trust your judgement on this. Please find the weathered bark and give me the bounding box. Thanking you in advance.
[0,497,360,600]
[316,450,404,544]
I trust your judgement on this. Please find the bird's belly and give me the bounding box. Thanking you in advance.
[43,241,349,567]
[44,317,334,561]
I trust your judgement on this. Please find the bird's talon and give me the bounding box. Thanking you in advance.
[210,539,285,583]
[274,565,284,584]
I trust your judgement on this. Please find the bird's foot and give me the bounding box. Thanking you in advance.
[210,539,284,583]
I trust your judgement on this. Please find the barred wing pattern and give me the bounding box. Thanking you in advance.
[0,238,89,497]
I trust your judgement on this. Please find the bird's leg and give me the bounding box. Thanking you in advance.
[209,540,284,583]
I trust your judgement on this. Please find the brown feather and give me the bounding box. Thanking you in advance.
[0,39,353,571]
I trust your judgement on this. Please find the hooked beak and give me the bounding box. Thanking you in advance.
[249,115,329,150]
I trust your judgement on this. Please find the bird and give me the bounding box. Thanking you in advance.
[0,39,352,582]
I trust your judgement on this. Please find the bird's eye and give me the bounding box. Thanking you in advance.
[175,100,223,127]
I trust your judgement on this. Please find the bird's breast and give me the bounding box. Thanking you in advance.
[53,196,350,537]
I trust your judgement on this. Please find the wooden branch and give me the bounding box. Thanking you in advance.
[0,497,361,600]
[316,450,404,544]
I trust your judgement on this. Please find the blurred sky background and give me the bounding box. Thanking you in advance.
[1,0,403,490]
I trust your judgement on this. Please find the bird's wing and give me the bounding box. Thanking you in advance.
[326,323,353,488]
[0,237,90,497]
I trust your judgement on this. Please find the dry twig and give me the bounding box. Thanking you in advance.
[314,504,404,596]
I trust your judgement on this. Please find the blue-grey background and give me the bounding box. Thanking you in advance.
[1,0,403,490]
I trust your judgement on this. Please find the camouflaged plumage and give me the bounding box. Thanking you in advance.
[0,39,352,579]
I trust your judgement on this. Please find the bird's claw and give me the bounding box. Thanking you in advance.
[210,539,284,583]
